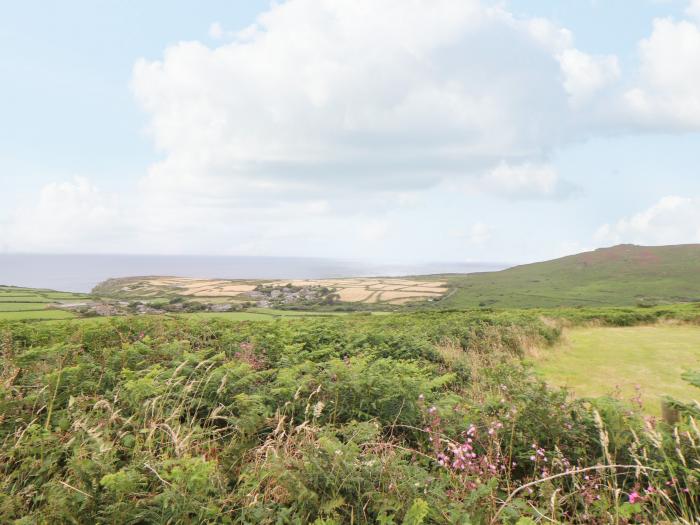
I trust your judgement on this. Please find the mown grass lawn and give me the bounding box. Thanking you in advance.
[536,325,700,414]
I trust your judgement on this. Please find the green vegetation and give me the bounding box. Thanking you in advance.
[189,309,356,321]
[14,243,700,321]
[43,292,91,300]
[437,244,700,308]
[0,283,380,321]
[188,309,380,321]
[249,308,349,315]
[1,312,699,523]
[0,285,89,321]
[0,310,76,321]
[185,311,297,321]
[0,296,47,302]
[533,302,700,326]
[0,302,49,312]
[536,325,700,414]
[5,250,700,522]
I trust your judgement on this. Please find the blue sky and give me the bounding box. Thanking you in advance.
[1,0,699,264]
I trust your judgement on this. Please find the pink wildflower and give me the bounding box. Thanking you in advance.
[629,491,641,504]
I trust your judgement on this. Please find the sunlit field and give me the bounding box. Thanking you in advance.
[536,325,700,414]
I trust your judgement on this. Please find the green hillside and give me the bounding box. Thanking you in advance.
[438,244,700,308]
[0,285,86,320]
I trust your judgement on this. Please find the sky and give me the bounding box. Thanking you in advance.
[1,0,699,265]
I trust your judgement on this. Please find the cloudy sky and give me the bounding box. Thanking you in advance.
[1,0,699,264]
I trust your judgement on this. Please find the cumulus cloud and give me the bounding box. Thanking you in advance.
[687,0,700,18]
[131,0,614,207]
[595,196,700,245]
[474,162,575,200]
[208,21,237,41]
[2,177,128,253]
[7,0,699,256]
[624,17,700,128]
[558,49,620,106]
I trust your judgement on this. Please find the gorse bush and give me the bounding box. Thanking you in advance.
[0,312,698,523]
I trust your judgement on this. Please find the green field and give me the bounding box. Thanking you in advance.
[0,285,89,320]
[42,291,90,299]
[437,244,700,309]
[0,294,48,301]
[536,325,700,414]
[0,284,384,321]
[0,302,50,311]
[0,295,47,300]
[184,309,362,320]
[0,309,76,320]
[184,311,290,321]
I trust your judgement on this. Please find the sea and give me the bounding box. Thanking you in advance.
[0,254,508,293]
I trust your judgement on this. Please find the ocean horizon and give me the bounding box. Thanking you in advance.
[0,253,509,293]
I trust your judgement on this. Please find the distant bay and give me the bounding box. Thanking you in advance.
[0,253,508,293]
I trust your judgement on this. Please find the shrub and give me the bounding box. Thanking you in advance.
[0,312,698,523]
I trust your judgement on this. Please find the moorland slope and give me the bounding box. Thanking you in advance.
[438,244,700,308]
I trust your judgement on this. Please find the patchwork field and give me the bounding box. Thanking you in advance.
[536,325,700,414]
[93,276,449,305]
[0,302,50,311]
[92,277,257,298]
[0,285,85,320]
[0,282,395,321]
[263,278,448,304]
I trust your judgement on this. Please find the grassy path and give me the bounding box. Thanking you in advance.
[536,325,700,414]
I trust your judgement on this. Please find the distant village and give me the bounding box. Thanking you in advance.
[52,284,340,317]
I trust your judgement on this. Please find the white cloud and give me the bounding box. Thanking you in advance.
[624,17,700,128]
[208,22,225,40]
[131,0,611,207]
[687,0,700,18]
[468,222,492,244]
[208,21,237,40]
[2,177,128,253]
[595,196,700,245]
[475,162,574,200]
[9,0,700,257]
[357,220,391,242]
[558,49,620,105]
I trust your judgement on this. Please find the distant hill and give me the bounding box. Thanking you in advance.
[438,244,700,308]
